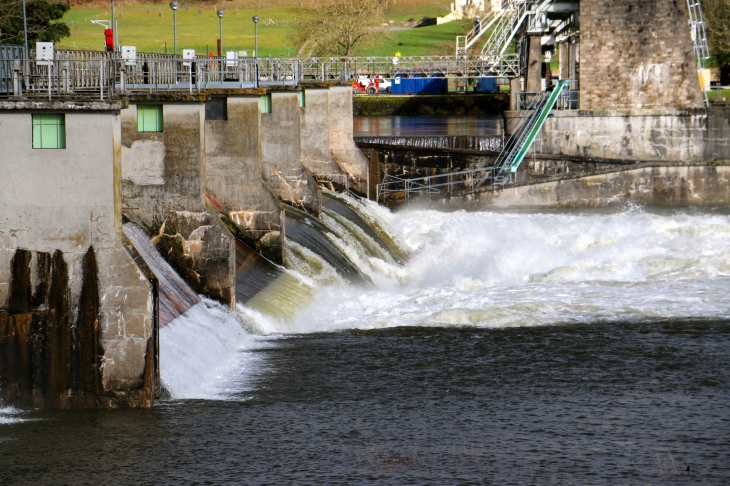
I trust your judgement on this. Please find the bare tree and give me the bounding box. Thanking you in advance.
[293,0,388,57]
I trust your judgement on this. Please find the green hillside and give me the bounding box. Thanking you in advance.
[57,1,458,57]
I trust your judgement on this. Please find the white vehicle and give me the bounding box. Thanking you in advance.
[362,75,392,94]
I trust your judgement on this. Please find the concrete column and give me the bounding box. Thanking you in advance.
[559,39,570,80]
[569,37,579,91]
[525,34,543,92]
[260,91,322,216]
[509,77,522,111]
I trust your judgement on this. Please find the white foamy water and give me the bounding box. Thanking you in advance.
[254,205,730,334]
[0,406,31,425]
[159,298,272,399]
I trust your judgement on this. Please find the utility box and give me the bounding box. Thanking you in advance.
[474,77,499,93]
[36,42,53,65]
[226,51,238,67]
[121,46,136,66]
[183,49,195,66]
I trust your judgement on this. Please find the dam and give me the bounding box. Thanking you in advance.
[1,0,729,482]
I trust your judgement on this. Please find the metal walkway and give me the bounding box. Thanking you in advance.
[0,49,521,99]
[376,80,570,202]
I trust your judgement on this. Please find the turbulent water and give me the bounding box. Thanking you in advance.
[2,199,729,484]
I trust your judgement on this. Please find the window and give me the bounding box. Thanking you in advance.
[259,94,271,114]
[205,97,227,121]
[32,114,66,149]
[298,91,305,108]
[137,105,163,132]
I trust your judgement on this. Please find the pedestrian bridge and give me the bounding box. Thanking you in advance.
[0,48,519,100]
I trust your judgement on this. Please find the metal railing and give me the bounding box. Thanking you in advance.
[376,81,571,202]
[481,0,529,58]
[518,88,578,110]
[376,166,515,202]
[1,53,523,99]
[0,58,117,99]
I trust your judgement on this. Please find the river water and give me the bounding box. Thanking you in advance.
[1,202,730,484]
[354,115,502,137]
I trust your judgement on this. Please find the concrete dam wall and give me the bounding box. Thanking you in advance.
[0,86,369,409]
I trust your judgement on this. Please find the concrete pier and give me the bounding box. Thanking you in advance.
[329,86,370,196]
[261,91,321,216]
[121,98,236,307]
[300,88,350,191]
[0,101,157,408]
[204,95,285,264]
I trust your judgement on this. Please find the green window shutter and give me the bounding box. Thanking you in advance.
[32,114,65,149]
[259,94,271,114]
[299,91,305,108]
[138,105,163,132]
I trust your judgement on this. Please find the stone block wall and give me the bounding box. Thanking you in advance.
[580,0,704,110]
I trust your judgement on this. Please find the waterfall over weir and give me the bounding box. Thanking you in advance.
[119,192,405,398]
[123,223,200,326]
[124,190,730,400]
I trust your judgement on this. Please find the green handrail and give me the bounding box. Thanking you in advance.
[505,79,570,173]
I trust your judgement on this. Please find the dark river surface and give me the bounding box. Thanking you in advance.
[1,322,728,484]
[2,194,730,484]
[354,115,502,137]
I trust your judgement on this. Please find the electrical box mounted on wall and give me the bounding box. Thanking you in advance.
[36,42,54,66]
[183,49,195,67]
[122,46,137,66]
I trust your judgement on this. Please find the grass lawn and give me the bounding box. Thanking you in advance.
[708,88,730,100]
[57,0,458,57]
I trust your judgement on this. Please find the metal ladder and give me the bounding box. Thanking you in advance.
[686,0,711,106]
[496,79,570,176]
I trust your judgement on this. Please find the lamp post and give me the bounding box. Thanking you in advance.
[22,0,28,57]
[252,15,259,58]
[170,1,179,55]
[217,9,225,56]
[111,0,115,50]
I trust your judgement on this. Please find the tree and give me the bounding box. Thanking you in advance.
[0,0,71,46]
[702,0,730,84]
[293,0,388,57]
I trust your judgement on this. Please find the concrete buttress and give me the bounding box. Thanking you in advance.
[260,91,322,215]
[0,101,157,409]
[121,100,236,307]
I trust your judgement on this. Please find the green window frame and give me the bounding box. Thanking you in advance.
[137,105,163,132]
[259,94,272,114]
[298,91,305,108]
[32,114,66,149]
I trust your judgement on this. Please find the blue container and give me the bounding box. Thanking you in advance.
[391,77,447,94]
[474,77,499,93]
